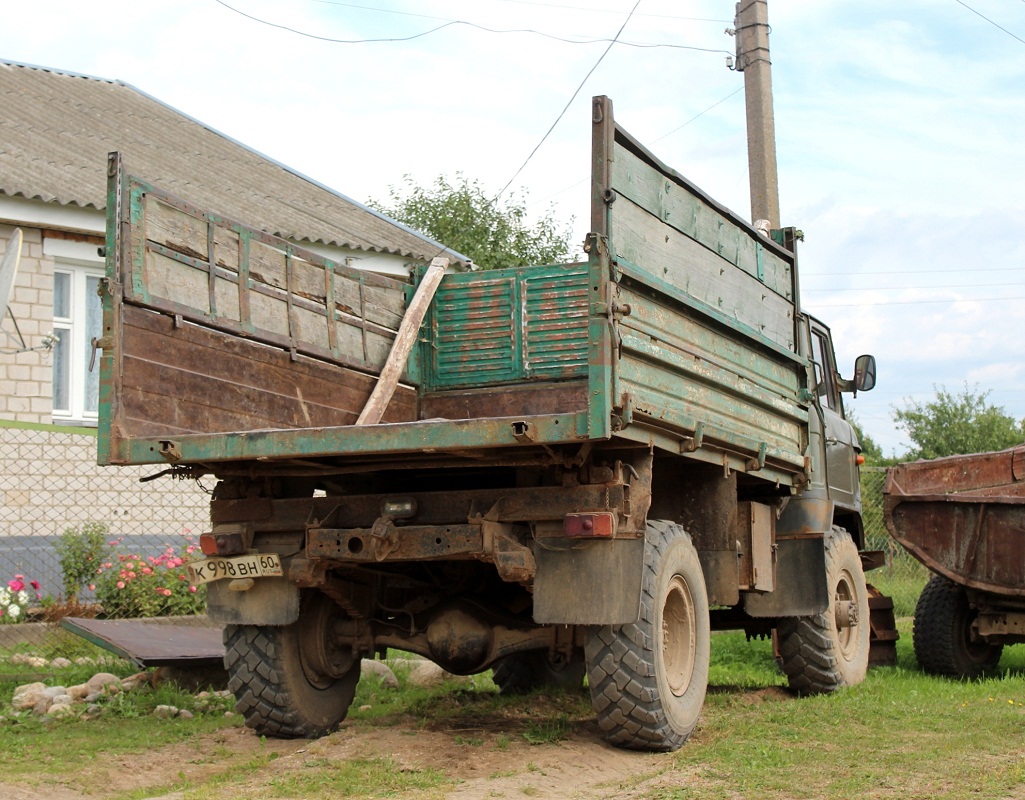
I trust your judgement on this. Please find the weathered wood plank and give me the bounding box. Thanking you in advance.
[611,198,796,351]
[118,306,416,437]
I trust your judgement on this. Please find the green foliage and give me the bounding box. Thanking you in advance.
[93,538,206,618]
[56,522,113,600]
[893,383,1025,460]
[369,173,576,270]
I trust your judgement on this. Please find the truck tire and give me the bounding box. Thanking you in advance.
[491,651,586,695]
[224,592,361,738]
[912,573,1002,679]
[778,526,869,695]
[585,520,710,752]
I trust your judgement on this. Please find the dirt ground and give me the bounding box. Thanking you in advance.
[0,703,714,800]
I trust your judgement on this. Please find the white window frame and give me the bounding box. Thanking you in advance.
[51,254,104,425]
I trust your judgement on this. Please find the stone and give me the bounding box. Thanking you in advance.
[87,673,122,693]
[153,705,179,718]
[49,701,75,718]
[68,684,91,701]
[405,661,459,688]
[177,710,194,720]
[360,659,399,689]
[50,657,73,669]
[11,682,47,711]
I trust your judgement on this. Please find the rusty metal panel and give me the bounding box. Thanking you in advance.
[884,446,1025,597]
[308,524,483,562]
[61,617,224,668]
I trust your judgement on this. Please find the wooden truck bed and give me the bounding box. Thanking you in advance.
[98,96,809,488]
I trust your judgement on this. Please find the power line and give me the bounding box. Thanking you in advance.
[488,0,731,23]
[307,0,731,24]
[495,0,643,200]
[213,0,730,52]
[953,0,1025,46]
[533,86,746,206]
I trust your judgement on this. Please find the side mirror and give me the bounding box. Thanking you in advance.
[853,354,877,393]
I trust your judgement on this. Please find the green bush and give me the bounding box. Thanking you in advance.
[56,522,113,600]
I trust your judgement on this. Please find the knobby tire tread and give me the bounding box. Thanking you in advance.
[777,526,868,695]
[912,573,1001,678]
[585,520,707,752]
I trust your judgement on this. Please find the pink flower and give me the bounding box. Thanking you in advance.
[142,567,152,575]
[30,580,40,590]
[189,585,198,593]
[128,571,136,579]
[162,588,172,597]
[116,581,125,589]
[88,584,96,591]
[8,577,24,592]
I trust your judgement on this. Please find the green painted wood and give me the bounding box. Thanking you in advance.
[424,263,591,390]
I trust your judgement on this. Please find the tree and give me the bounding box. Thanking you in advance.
[369,173,576,270]
[892,384,1025,460]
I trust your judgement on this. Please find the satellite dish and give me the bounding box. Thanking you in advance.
[0,227,22,320]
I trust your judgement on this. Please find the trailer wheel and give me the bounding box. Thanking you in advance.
[224,592,361,738]
[778,526,869,695]
[912,574,1002,679]
[491,651,586,695]
[585,520,710,752]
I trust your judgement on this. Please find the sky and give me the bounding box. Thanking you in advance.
[2,0,1024,456]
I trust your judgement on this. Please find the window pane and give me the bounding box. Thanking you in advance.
[52,328,70,412]
[53,272,71,318]
[83,276,102,413]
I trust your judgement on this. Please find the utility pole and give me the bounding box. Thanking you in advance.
[733,0,780,229]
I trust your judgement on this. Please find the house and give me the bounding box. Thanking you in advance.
[0,58,466,594]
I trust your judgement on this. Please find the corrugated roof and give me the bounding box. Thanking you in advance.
[0,59,468,266]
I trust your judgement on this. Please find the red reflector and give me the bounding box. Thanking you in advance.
[199,532,245,556]
[564,512,616,538]
[857,454,866,466]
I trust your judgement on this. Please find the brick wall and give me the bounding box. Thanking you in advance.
[1,224,52,424]
[0,422,209,539]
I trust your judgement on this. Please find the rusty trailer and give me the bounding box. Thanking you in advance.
[884,445,1025,677]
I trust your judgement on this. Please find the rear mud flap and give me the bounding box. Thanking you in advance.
[207,577,300,626]
[533,537,644,625]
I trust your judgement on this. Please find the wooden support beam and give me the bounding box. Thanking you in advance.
[356,257,448,426]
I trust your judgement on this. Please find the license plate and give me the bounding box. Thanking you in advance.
[187,553,283,585]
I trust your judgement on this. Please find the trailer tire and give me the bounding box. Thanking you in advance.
[584,520,709,752]
[778,526,869,695]
[491,651,586,695]
[224,592,361,739]
[912,574,1002,679]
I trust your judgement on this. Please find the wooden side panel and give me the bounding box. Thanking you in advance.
[118,305,416,438]
[609,143,797,352]
[128,181,408,376]
[616,280,806,472]
[424,263,591,390]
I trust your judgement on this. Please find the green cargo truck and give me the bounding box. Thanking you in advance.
[97,96,878,752]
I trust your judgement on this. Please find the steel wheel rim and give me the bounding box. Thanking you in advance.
[663,574,696,696]
[834,568,857,660]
